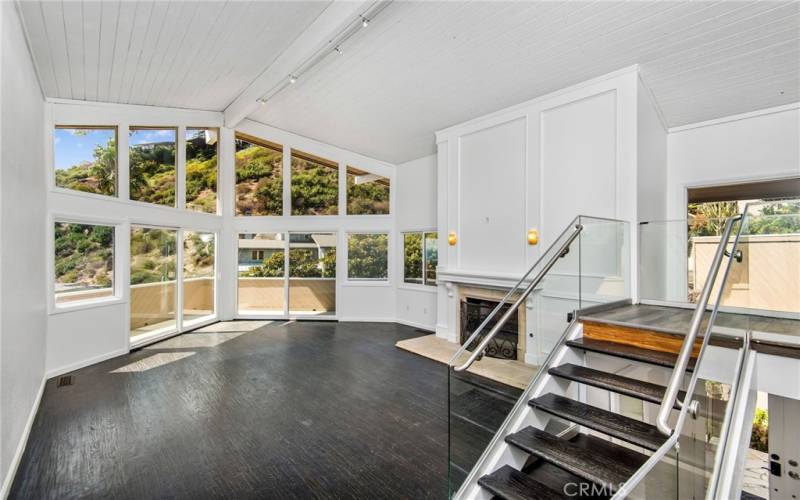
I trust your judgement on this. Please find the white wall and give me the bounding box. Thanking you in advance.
[45,102,226,376]
[666,105,800,220]
[0,3,47,495]
[395,155,437,330]
[434,67,645,346]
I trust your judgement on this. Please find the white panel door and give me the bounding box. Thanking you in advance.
[459,118,527,274]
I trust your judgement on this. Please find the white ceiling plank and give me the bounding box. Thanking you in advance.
[119,0,158,105]
[152,2,228,107]
[223,0,368,129]
[39,0,72,98]
[125,1,173,106]
[80,0,102,101]
[61,0,86,100]
[106,1,137,104]
[17,0,800,162]
[95,0,119,103]
[17,1,59,96]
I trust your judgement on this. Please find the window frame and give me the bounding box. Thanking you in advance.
[184,127,220,215]
[401,230,438,289]
[345,165,391,216]
[345,231,390,285]
[128,125,179,208]
[290,148,340,217]
[234,132,286,217]
[49,213,124,314]
[52,125,120,199]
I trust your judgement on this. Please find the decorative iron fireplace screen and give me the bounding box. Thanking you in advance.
[460,297,518,360]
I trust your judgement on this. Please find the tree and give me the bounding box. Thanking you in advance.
[347,234,388,279]
[404,233,422,282]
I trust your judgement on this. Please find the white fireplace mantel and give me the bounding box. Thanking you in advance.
[436,268,539,291]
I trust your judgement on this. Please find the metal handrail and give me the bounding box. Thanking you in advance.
[655,213,743,436]
[453,222,583,372]
[613,212,748,498]
[447,216,585,370]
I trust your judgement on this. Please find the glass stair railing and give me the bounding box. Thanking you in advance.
[447,200,799,499]
[447,215,632,497]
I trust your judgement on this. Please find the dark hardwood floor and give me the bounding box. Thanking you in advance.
[10,321,450,499]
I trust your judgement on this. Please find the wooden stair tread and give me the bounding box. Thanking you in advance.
[566,337,696,371]
[529,393,667,451]
[478,465,570,500]
[549,363,686,408]
[505,427,647,491]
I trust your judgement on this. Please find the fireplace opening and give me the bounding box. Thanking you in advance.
[460,297,519,360]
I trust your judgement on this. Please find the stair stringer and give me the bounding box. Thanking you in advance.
[454,321,585,500]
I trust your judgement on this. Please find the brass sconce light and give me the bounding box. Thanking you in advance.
[447,231,457,246]
[527,229,539,245]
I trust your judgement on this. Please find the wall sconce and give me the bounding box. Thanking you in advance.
[447,231,457,246]
[527,229,539,246]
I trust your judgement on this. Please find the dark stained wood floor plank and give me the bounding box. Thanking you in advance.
[528,393,667,452]
[10,322,453,500]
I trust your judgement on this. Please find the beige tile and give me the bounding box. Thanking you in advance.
[396,335,539,390]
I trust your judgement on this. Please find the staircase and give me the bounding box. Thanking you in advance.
[448,214,754,500]
[473,314,705,499]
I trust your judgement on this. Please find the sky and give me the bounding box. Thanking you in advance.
[54,128,177,170]
[54,128,115,170]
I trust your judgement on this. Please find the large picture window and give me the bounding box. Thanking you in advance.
[347,233,388,281]
[346,166,390,215]
[129,127,177,207]
[53,222,115,305]
[235,134,283,216]
[403,231,438,286]
[291,150,338,215]
[185,128,218,213]
[183,231,215,325]
[130,226,177,339]
[54,126,117,197]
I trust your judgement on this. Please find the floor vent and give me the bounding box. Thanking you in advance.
[56,375,73,387]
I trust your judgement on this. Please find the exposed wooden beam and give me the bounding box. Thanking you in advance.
[223,0,370,130]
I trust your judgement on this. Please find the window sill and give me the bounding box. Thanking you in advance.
[50,296,125,315]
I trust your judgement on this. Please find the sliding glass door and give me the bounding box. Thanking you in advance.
[183,231,215,326]
[236,231,337,317]
[237,233,286,314]
[289,232,336,317]
[130,226,178,340]
[130,226,217,344]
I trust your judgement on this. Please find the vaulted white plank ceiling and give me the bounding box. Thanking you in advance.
[19,1,800,164]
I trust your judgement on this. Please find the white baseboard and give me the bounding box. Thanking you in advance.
[1,376,46,499]
[336,316,396,323]
[46,348,129,379]
[395,318,435,332]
